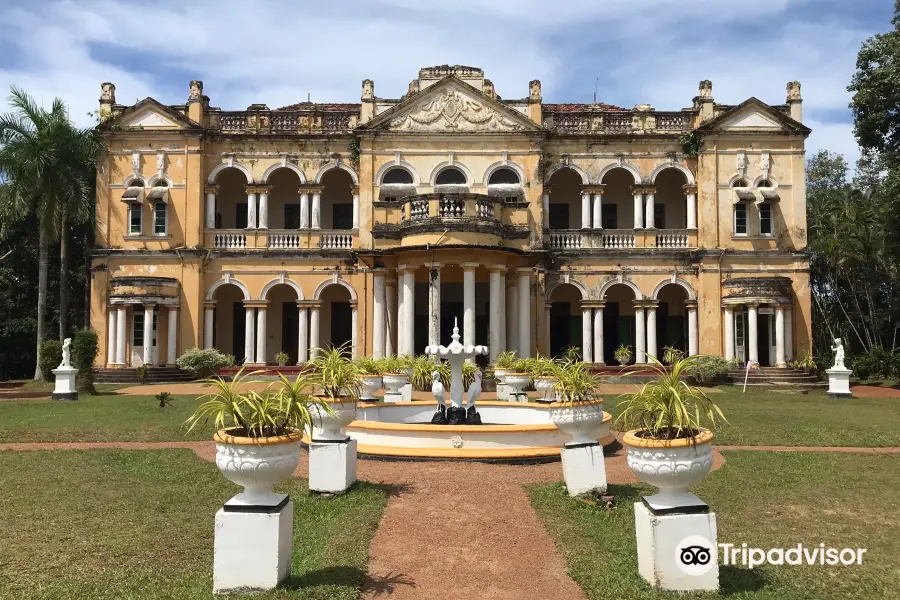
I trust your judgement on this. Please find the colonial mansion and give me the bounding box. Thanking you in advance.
[91,65,811,370]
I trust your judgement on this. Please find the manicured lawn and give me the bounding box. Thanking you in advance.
[530,451,899,599]
[602,387,900,447]
[0,449,389,599]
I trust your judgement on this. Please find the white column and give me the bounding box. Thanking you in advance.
[205,189,216,229]
[246,192,257,229]
[517,268,531,358]
[688,304,699,357]
[115,307,126,365]
[724,307,735,361]
[244,306,255,364]
[633,191,644,229]
[351,304,358,360]
[385,280,397,357]
[542,193,550,229]
[257,191,269,229]
[297,306,309,363]
[255,306,267,365]
[464,264,478,350]
[397,272,406,356]
[635,304,646,363]
[107,308,117,365]
[748,304,759,365]
[498,273,506,354]
[644,192,655,229]
[402,267,415,356]
[426,263,440,347]
[299,192,310,229]
[166,306,178,365]
[311,191,321,230]
[487,266,501,360]
[593,306,604,364]
[352,190,360,229]
[775,306,786,367]
[142,305,154,366]
[581,192,591,229]
[785,307,793,361]
[506,281,518,355]
[373,272,386,359]
[309,305,320,359]
[646,304,657,361]
[592,193,602,229]
[204,305,215,349]
[686,191,697,229]
[582,308,593,364]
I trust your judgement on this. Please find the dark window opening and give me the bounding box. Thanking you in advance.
[488,168,520,185]
[284,204,300,229]
[549,204,570,229]
[759,203,772,235]
[733,179,748,188]
[235,202,248,229]
[382,168,414,184]
[435,168,466,185]
[333,203,353,230]
[734,203,747,235]
[602,204,617,229]
[653,204,665,229]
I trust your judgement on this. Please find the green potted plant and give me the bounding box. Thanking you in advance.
[356,356,384,401]
[549,359,607,446]
[378,355,409,401]
[309,343,362,440]
[185,367,331,506]
[275,351,290,367]
[661,345,684,366]
[614,344,633,366]
[527,354,561,402]
[503,357,532,402]
[616,355,727,507]
[491,350,518,400]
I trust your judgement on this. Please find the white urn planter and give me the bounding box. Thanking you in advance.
[359,375,383,401]
[214,430,301,506]
[382,373,409,402]
[623,429,715,509]
[550,402,608,496]
[503,372,530,402]
[310,398,358,441]
[533,376,558,403]
[493,368,509,401]
[549,402,606,445]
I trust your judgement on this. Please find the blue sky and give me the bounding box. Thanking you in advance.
[0,0,892,167]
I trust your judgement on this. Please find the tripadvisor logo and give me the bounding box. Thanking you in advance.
[676,537,868,575]
[676,535,716,576]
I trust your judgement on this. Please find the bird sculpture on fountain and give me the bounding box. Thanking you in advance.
[430,370,448,424]
[466,369,482,424]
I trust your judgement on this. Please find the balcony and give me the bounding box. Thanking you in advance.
[546,229,696,250]
[207,229,358,251]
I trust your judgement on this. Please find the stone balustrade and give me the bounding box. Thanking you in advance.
[655,230,690,248]
[601,230,636,248]
[319,233,354,249]
[544,109,694,134]
[546,228,697,250]
[267,231,302,249]
[213,230,247,249]
[206,229,357,251]
[549,230,583,250]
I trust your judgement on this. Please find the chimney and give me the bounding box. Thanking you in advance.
[786,81,802,123]
[188,80,204,124]
[697,80,714,123]
[360,79,375,124]
[99,82,115,120]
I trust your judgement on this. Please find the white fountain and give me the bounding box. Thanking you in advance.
[425,318,488,425]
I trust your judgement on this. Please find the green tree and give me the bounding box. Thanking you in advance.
[0,87,103,380]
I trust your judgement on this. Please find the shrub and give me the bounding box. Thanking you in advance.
[850,347,900,380]
[376,355,405,375]
[682,355,733,385]
[72,328,99,393]
[38,340,63,382]
[356,356,382,375]
[176,348,235,378]
[411,355,449,391]
[560,346,582,362]
[492,350,518,370]
[156,391,172,408]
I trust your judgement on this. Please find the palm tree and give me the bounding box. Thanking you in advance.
[0,87,103,379]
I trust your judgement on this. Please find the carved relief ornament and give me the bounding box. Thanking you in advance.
[389,89,523,132]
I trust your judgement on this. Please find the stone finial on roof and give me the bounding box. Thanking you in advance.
[698,80,713,100]
[529,80,542,102]
[786,81,802,102]
[100,82,116,103]
[189,80,203,102]
[362,79,374,100]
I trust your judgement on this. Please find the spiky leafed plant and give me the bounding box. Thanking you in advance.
[616,355,727,441]
[0,87,104,378]
[552,359,601,404]
[309,343,362,399]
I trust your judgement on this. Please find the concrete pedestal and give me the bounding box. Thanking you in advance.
[51,366,78,401]
[495,382,509,401]
[826,367,852,398]
[309,439,357,494]
[383,392,403,403]
[213,497,293,594]
[634,501,719,592]
[561,443,607,496]
[400,382,412,402]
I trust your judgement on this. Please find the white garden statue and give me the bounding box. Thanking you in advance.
[826,337,852,397]
[830,337,845,370]
[59,338,72,368]
[52,337,78,400]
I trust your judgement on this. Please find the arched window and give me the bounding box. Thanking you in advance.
[154,179,168,187]
[757,179,772,187]
[132,179,145,187]
[435,167,466,185]
[382,168,414,185]
[733,179,748,188]
[488,168,520,185]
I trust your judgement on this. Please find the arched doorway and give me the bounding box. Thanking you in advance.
[263,284,301,364]
[318,284,354,353]
[653,168,689,229]
[603,284,637,364]
[320,169,354,230]
[212,283,247,362]
[214,168,251,229]
[599,168,636,230]
[267,168,304,229]
[548,283,584,358]
[547,167,583,230]
[655,284,688,356]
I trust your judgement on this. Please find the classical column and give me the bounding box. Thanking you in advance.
[644,189,656,230]
[311,188,321,230]
[401,266,416,356]
[385,279,397,357]
[115,307,127,365]
[542,191,550,229]
[351,186,360,229]
[724,306,735,361]
[785,307,793,361]
[687,301,699,357]
[506,280,518,355]
[544,304,551,357]
[486,265,502,360]
[166,306,178,365]
[351,303,359,360]
[142,304,154,366]
[592,192,602,230]
[581,190,591,229]
[205,185,217,229]
[517,268,531,358]
[635,303,646,363]
[246,189,257,229]
[646,302,658,361]
[309,304,320,359]
[633,189,644,229]
[582,307,593,364]
[426,263,441,347]
[775,305,786,367]
[747,303,759,366]
[255,305,267,365]
[299,189,310,229]
[684,184,698,229]
[593,304,604,365]
[372,271,386,359]
[397,271,406,355]
[244,305,255,364]
[107,308,117,366]
[258,187,269,229]
[297,304,309,363]
[204,303,215,349]
[463,263,478,350]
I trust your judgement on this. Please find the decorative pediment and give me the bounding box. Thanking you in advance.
[121,108,181,129]
[699,97,810,135]
[110,98,199,130]
[721,110,781,129]
[363,77,540,133]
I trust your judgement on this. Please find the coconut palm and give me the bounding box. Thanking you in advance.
[0,87,103,378]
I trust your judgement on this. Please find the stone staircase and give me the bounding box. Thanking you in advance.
[94,366,195,384]
[725,366,823,388]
